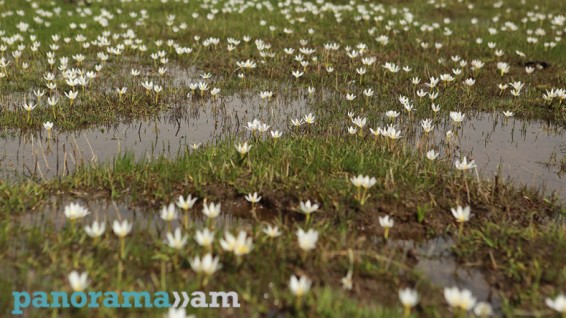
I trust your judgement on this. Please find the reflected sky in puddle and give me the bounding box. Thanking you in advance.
[406,113,565,200]
[0,93,309,179]
[392,237,501,311]
[450,114,563,199]
[19,197,250,234]
[0,103,564,200]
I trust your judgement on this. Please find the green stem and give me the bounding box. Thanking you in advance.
[117,259,123,290]
[294,295,303,311]
[403,306,411,318]
[120,237,125,260]
[183,210,189,229]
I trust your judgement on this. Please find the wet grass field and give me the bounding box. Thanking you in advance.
[0,0,565,317]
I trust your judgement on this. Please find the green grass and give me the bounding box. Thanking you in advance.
[0,0,565,316]
[0,134,562,316]
[0,0,565,131]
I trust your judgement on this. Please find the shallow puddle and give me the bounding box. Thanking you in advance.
[1,104,564,200]
[392,237,501,311]
[449,114,563,199]
[408,113,565,200]
[0,93,309,179]
[19,197,251,234]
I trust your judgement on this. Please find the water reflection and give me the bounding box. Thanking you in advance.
[1,105,564,200]
[20,197,249,233]
[0,93,309,179]
[406,113,565,200]
[392,237,501,311]
[457,115,564,199]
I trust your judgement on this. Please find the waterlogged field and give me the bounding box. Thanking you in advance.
[0,0,565,317]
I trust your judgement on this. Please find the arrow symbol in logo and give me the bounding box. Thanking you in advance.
[171,291,190,308]
[181,292,190,308]
[172,292,181,307]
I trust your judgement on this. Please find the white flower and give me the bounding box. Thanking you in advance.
[350,175,377,189]
[219,231,237,252]
[259,123,270,133]
[296,228,319,251]
[450,111,465,123]
[385,110,400,119]
[351,116,366,129]
[399,288,419,308]
[348,126,357,135]
[232,231,253,256]
[546,294,566,314]
[291,118,304,127]
[245,119,261,131]
[451,205,471,223]
[259,91,273,99]
[112,220,133,237]
[463,78,476,87]
[47,97,58,106]
[236,142,252,155]
[166,308,192,318]
[455,157,477,170]
[369,128,380,137]
[245,192,262,203]
[166,228,188,249]
[141,81,154,91]
[195,228,215,247]
[64,90,78,100]
[289,275,311,297]
[160,203,178,221]
[428,91,439,101]
[473,302,493,317]
[426,150,439,160]
[64,202,90,220]
[202,201,221,219]
[346,93,356,101]
[444,287,476,311]
[271,130,283,139]
[378,215,394,228]
[176,195,198,210]
[190,253,221,276]
[219,230,253,256]
[341,271,353,290]
[84,221,106,238]
[198,82,208,92]
[431,103,441,112]
[299,200,319,214]
[68,271,89,292]
[263,225,282,238]
[303,113,315,124]
[421,119,434,133]
[384,125,402,140]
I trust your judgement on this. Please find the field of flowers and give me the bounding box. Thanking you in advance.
[0,0,565,317]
